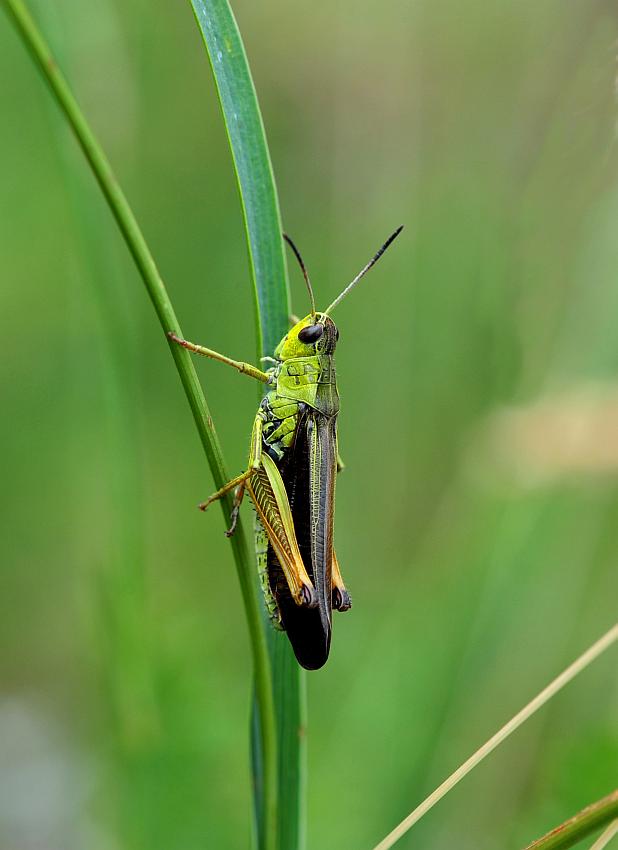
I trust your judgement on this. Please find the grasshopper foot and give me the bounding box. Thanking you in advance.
[333,587,352,611]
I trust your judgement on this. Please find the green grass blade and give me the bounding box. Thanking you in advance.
[270,633,306,850]
[2,4,278,849]
[189,0,290,358]
[189,3,305,850]
[588,820,618,850]
[521,790,618,850]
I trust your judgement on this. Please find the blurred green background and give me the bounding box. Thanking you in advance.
[1,1,617,848]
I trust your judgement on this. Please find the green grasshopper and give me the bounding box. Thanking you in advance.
[170,226,402,669]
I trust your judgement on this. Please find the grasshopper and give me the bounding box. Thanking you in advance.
[170,226,403,669]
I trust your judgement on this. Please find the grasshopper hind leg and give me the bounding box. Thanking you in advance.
[332,550,352,612]
[332,431,350,609]
[332,587,352,612]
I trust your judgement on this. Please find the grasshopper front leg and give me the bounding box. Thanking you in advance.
[168,332,271,384]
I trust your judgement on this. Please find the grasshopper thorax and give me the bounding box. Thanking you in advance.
[274,313,339,361]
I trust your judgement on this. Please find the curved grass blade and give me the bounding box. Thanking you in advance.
[190,0,290,358]
[2,4,278,850]
[188,3,304,850]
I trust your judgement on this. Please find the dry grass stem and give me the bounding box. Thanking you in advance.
[371,626,618,850]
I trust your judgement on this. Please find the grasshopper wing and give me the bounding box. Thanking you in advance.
[272,409,337,670]
[248,452,316,609]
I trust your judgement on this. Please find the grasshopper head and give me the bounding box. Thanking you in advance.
[279,225,403,362]
[274,313,339,361]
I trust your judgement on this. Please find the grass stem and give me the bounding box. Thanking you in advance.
[371,625,618,850]
[3,2,279,847]
[588,820,618,850]
[522,792,618,850]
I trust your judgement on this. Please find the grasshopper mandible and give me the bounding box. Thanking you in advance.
[170,226,403,669]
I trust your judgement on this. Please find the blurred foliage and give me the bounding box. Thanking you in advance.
[1,1,617,849]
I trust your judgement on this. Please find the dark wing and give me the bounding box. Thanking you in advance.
[268,406,337,670]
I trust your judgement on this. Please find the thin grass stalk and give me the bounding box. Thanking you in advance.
[2,3,278,848]
[38,7,162,835]
[372,624,618,850]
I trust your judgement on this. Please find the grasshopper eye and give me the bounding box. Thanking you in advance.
[298,323,324,343]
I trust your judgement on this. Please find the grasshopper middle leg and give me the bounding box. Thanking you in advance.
[198,413,264,536]
[168,332,271,384]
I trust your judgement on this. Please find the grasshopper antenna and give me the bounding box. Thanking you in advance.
[283,233,316,320]
[325,225,404,315]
